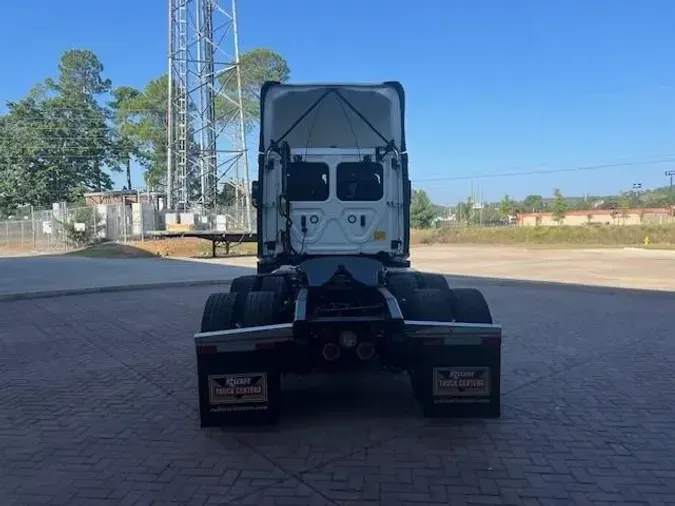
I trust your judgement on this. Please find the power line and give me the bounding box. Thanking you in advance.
[412,157,675,182]
[1,107,169,113]
[3,152,674,182]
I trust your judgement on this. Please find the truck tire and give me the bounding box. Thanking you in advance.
[230,275,258,294]
[241,291,282,328]
[405,288,454,403]
[260,275,288,299]
[386,272,418,317]
[240,290,282,425]
[205,290,282,426]
[229,275,260,317]
[409,287,498,419]
[201,292,238,332]
[406,288,458,322]
[415,272,449,291]
[453,288,493,324]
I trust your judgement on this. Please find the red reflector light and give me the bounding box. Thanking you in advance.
[255,342,277,350]
[422,338,445,347]
[197,345,218,355]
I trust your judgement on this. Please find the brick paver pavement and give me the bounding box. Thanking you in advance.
[1,280,674,505]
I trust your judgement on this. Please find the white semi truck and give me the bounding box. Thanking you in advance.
[194,81,503,426]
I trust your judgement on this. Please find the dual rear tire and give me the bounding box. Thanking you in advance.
[199,275,289,426]
[387,271,496,418]
[201,274,289,333]
[200,271,497,425]
[387,271,493,324]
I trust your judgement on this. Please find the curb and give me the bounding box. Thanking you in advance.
[0,278,237,302]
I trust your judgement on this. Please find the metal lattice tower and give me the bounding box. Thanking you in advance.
[167,0,251,230]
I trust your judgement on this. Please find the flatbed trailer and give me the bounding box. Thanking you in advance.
[146,230,256,257]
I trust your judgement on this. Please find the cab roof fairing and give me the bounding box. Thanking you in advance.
[258,82,406,154]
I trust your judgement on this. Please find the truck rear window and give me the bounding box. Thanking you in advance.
[336,162,384,202]
[285,162,329,202]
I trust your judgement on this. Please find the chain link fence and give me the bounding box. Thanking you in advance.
[1,210,63,252]
[0,203,257,253]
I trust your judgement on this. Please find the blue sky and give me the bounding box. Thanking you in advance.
[1,0,674,205]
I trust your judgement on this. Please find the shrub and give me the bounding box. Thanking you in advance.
[56,207,105,248]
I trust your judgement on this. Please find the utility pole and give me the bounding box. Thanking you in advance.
[666,170,675,197]
[632,182,642,199]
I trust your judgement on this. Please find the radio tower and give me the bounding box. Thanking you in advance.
[167,0,251,230]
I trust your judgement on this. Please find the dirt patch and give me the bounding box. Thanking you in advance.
[2,237,256,259]
[66,243,159,258]
[62,237,256,259]
[0,245,63,258]
[128,237,256,258]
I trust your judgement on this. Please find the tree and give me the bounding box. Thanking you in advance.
[410,189,437,228]
[498,195,517,220]
[464,196,476,226]
[454,201,468,225]
[0,49,119,212]
[571,199,591,211]
[522,194,545,212]
[551,188,566,225]
[111,76,169,190]
[619,192,632,224]
[0,47,291,215]
[597,197,618,210]
[109,86,142,189]
[44,49,118,191]
[216,182,239,207]
[218,48,290,132]
[111,49,290,193]
[0,104,52,211]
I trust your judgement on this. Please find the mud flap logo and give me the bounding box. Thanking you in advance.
[433,367,490,400]
[208,373,267,405]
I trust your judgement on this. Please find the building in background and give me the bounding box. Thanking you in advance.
[517,207,675,227]
[84,190,166,210]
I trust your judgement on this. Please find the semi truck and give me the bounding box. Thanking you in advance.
[194,81,502,426]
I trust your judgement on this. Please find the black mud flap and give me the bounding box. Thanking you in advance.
[407,322,501,418]
[195,323,293,427]
[196,347,282,427]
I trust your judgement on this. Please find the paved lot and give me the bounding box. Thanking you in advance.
[0,256,251,297]
[202,245,675,292]
[411,246,675,292]
[2,276,675,505]
[3,245,675,299]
